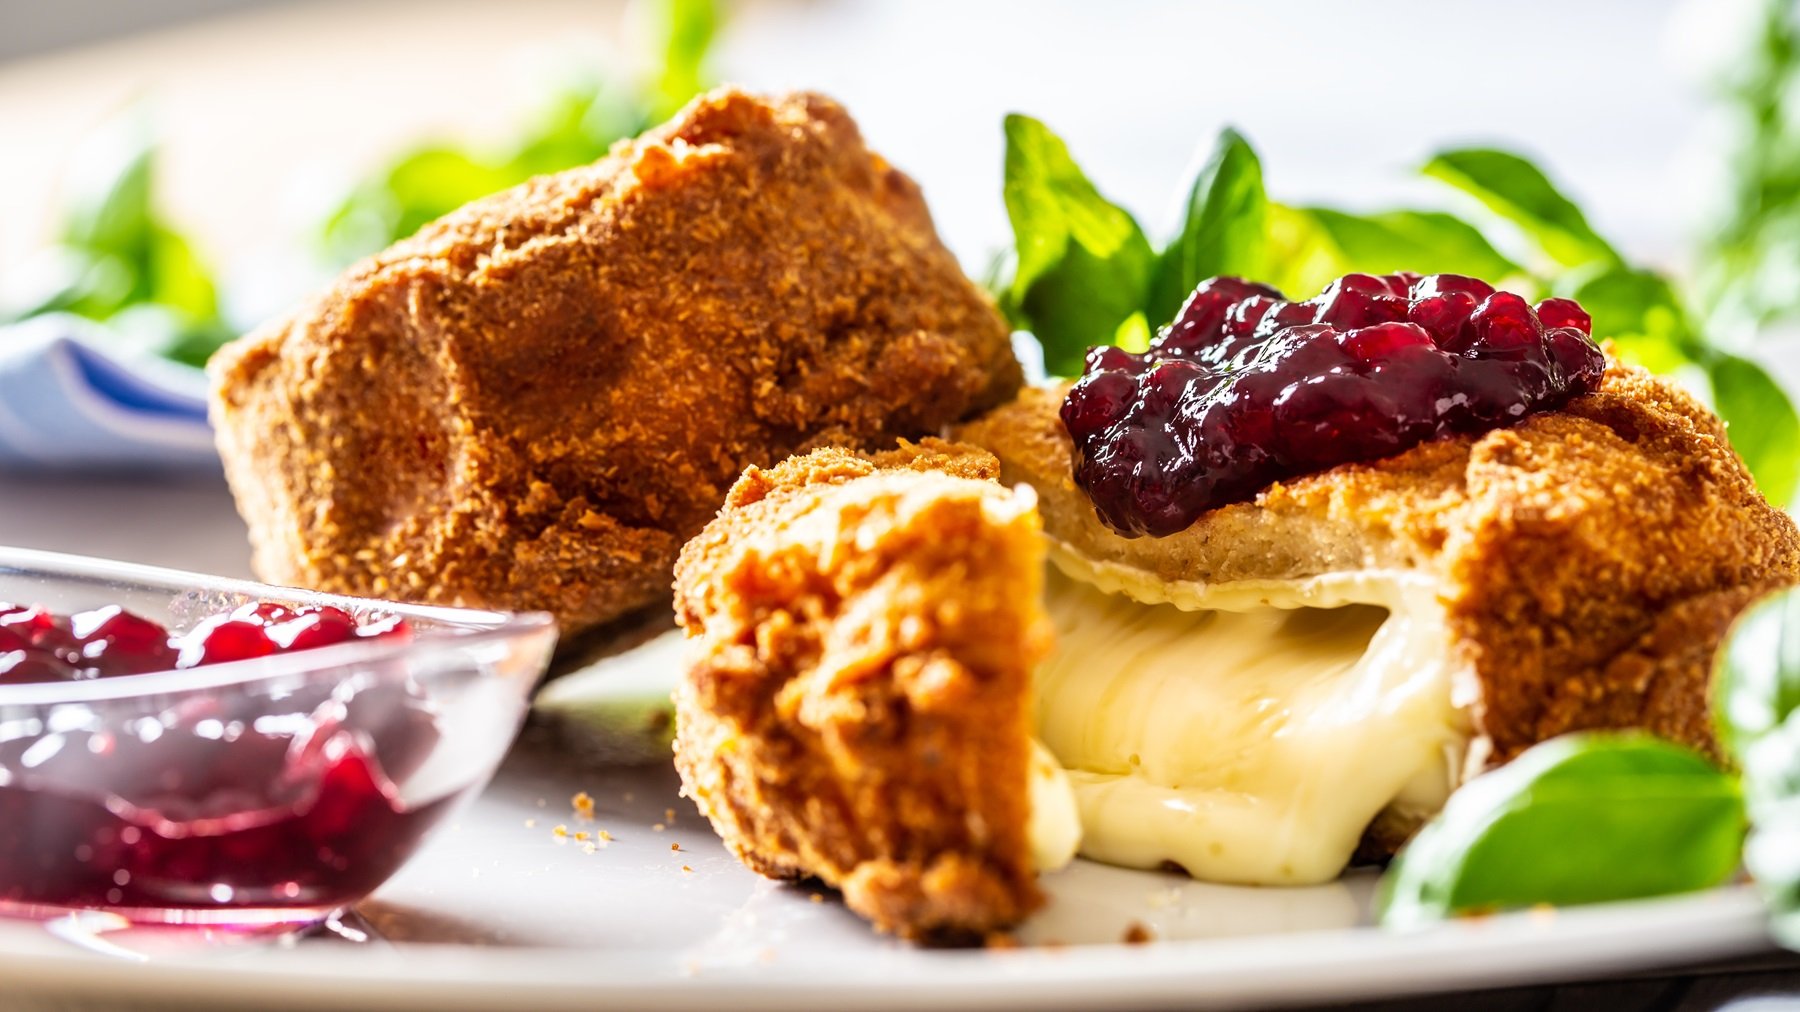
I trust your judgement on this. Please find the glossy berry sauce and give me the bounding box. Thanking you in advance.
[0,602,447,923]
[1060,273,1608,536]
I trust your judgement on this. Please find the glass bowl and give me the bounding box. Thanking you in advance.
[0,547,557,928]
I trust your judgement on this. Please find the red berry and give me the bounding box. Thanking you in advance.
[70,607,176,676]
[1060,272,1609,535]
[177,619,277,668]
[267,609,359,652]
[1410,274,1496,301]
[356,615,412,642]
[1085,345,1143,375]
[1339,322,1436,362]
[231,601,297,626]
[1224,295,1280,338]
[1309,276,1406,329]
[0,648,77,685]
[1535,297,1592,336]
[1469,292,1544,355]
[1407,292,1479,347]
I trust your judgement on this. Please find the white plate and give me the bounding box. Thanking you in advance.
[0,725,1774,1011]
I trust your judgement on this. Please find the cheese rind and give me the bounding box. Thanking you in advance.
[1035,548,1471,886]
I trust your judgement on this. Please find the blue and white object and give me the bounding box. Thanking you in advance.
[0,315,217,470]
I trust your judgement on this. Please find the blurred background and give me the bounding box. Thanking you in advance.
[0,0,1755,289]
[0,0,1797,507]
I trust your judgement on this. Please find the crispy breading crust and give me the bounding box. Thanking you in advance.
[955,361,1800,766]
[208,88,1020,635]
[672,440,1049,940]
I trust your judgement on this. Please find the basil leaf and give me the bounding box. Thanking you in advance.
[1718,588,1800,946]
[1300,207,1523,290]
[1718,588,1800,759]
[1423,148,1621,269]
[1560,265,1702,370]
[1708,353,1800,507]
[1146,128,1266,326]
[1003,114,1155,378]
[1260,203,1344,300]
[648,0,720,121]
[1379,733,1744,930]
[60,115,155,259]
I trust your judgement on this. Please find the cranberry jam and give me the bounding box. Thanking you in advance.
[0,601,449,924]
[0,601,405,685]
[1060,273,1607,536]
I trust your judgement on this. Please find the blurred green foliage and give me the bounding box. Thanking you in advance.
[321,0,721,265]
[0,112,232,367]
[1699,0,1800,349]
[2,0,721,370]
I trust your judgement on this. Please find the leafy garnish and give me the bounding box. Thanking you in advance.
[1276,207,1522,300]
[1717,588,1800,947]
[1421,148,1621,269]
[994,117,1800,504]
[1146,128,1267,327]
[648,0,721,122]
[2,110,231,367]
[1378,734,1745,930]
[1001,114,1155,378]
[319,0,721,265]
[1698,0,1800,347]
[1709,354,1800,506]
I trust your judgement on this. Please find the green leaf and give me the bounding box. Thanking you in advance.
[1002,114,1155,378]
[1295,207,1523,296]
[647,0,720,121]
[1147,128,1267,325]
[60,114,155,258]
[1261,203,1347,300]
[145,225,219,323]
[1423,148,1621,269]
[1378,733,1744,930]
[1560,265,1698,346]
[533,629,682,766]
[1709,353,1800,506]
[1717,588,1800,947]
[506,82,637,180]
[1717,588,1800,761]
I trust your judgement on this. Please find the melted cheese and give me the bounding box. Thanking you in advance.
[1026,739,1082,871]
[1035,545,1473,886]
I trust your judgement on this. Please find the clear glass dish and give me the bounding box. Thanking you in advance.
[0,547,556,929]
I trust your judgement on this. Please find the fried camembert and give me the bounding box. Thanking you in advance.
[674,359,1799,939]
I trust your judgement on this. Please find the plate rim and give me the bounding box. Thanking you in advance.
[0,884,1772,1010]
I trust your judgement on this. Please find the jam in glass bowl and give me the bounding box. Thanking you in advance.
[0,547,556,928]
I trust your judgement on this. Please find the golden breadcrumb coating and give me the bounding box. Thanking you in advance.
[209,88,1019,634]
[672,440,1049,940]
[955,360,1800,768]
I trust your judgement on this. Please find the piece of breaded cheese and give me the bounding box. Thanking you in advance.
[955,360,1800,771]
[672,441,1050,939]
[209,87,1019,636]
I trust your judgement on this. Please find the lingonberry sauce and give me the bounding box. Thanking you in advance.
[0,601,446,922]
[0,601,406,685]
[1060,273,1608,536]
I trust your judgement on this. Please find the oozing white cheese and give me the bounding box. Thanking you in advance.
[1035,544,1473,886]
[1026,739,1082,872]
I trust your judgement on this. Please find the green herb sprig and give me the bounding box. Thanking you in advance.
[1370,589,1800,937]
[1717,587,1800,947]
[320,0,720,266]
[995,118,1800,504]
[0,111,232,368]
[1376,734,1744,929]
